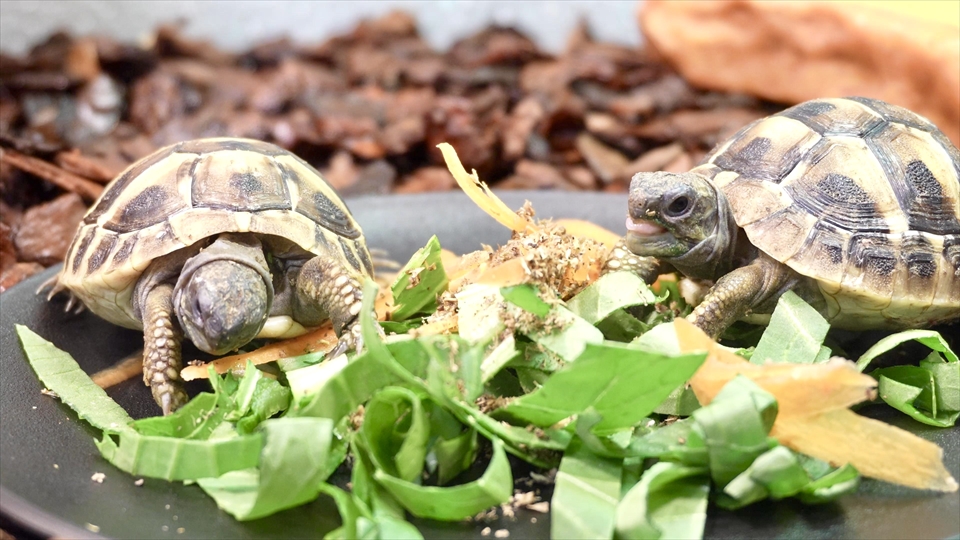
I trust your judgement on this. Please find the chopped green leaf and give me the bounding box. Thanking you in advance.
[551,436,622,540]
[496,342,705,433]
[652,384,701,417]
[96,428,262,481]
[923,355,960,413]
[234,377,292,434]
[798,464,860,504]
[197,417,336,520]
[501,283,552,317]
[373,437,513,521]
[527,305,603,362]
[316,484,372,540]
[719,446,809,509]
[447,400,569,469]
[856,329,959,372]
[615,462,709,540]
[361,387,431,483]
[751,291,829,365]
[432,427,478,485]
[690,376,777,487]
[16,325,134,433]
[276,350,325,372]
[132,393,223,439]
[390,235,448,322]
[480,335,519,383]
[455,284,508,344]
[874,368,959,427]
[629,419,708,468]
[566,270,659,324]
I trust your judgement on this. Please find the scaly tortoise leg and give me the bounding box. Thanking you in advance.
[141,283,188,415]
[295,256,376,359]
[602,238,665,283]
[687,256,793,339]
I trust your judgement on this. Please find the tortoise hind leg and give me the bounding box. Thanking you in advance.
[140,282,188,415]
[294,255,370,358]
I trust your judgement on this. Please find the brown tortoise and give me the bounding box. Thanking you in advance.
[608,97,960,337]
[52,138,374,414]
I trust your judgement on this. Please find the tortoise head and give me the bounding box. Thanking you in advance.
[625,171,736,278]
[173,235,273,355]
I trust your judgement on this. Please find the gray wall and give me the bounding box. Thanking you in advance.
[0,1,643,54]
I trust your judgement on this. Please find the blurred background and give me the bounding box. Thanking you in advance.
[0,0,958,291]
[2,1,643,55]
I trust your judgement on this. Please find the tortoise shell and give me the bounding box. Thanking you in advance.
[58,138,373,329]
[693,97,960,327]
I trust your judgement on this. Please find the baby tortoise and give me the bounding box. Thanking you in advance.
[51,138,375,414]
[608,97,960,338]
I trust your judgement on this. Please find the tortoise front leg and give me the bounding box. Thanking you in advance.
[295,256,369,358]
[603,238,666,283]
[687,256,791,339]
[141,283,188,415]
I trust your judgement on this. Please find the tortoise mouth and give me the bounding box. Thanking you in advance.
[625,216,667,236]
[625,217,679,256]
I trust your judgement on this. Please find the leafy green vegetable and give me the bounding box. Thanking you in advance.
[372,437,513,520]
[198,417,337,520]
[390,235,448,322]
[527,305,604,362]
[690,377,777,487]
[361,387,431,482]
[797,462,860,504]
[16,325,134,433]
[751,291,830,365]
[431,426,478,485]
[132,392,223,439]
[856,329,959,371]
[566,271,659,324]
[551,436,622,540]
[615,462,709,540]
[873,365,960,427]
[95,428,263,481]
[496,342,705,433]
[852,328,959,426]
[480,335,519,383]
[501,283,552,317]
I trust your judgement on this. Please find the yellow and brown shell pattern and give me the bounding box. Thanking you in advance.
[57,138,374,330]
[694,97,960,328]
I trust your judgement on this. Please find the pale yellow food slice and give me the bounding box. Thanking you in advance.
[675,318,958,492]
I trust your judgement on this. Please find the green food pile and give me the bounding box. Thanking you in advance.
[17,235,959,539]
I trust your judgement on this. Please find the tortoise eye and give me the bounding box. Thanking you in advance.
[665,195,691,217]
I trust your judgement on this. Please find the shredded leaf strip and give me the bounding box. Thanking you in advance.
[16,325,135,433]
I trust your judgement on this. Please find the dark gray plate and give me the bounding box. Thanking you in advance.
[1,192,958,539]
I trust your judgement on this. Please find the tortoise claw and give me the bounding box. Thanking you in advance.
[36,274,63,300]
[161,394,173,417]
[37,274,87,314]
[328,321,365,359]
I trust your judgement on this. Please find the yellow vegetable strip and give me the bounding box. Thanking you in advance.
[437,142,535,233]
[553,219,621,248]
[92,351,144,389]
[674,318,958,492]
[772,409,958,492]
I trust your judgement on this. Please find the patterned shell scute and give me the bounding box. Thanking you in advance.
[700,97,960,327]
[60,138,368,328]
